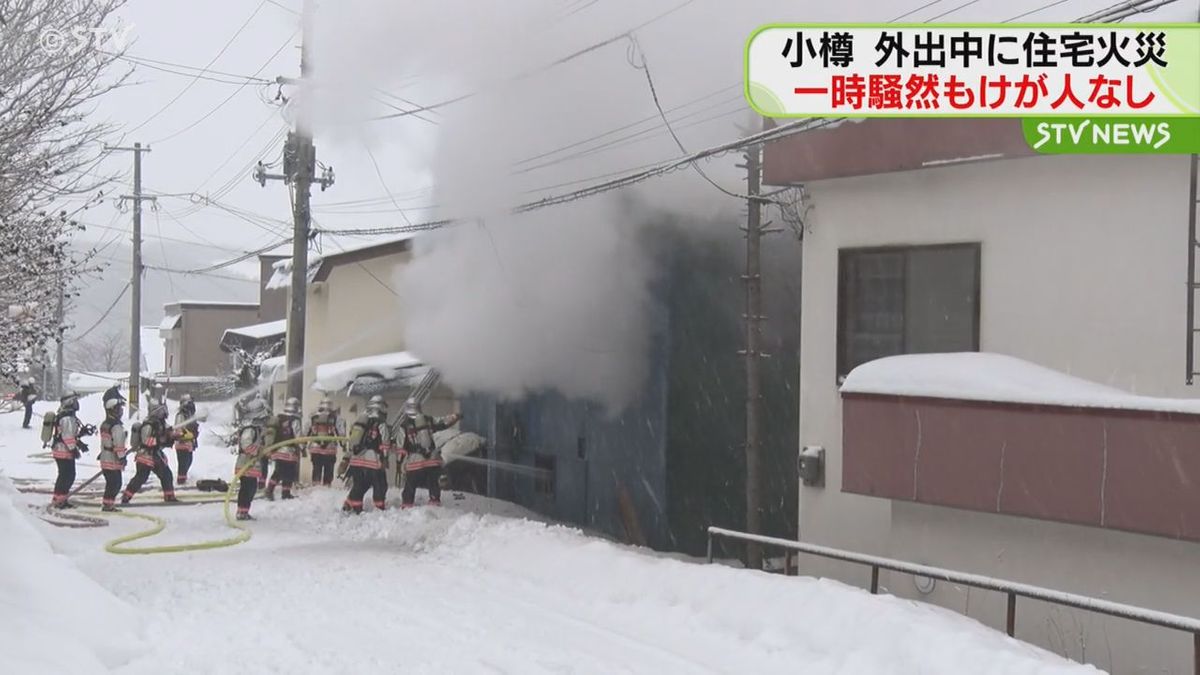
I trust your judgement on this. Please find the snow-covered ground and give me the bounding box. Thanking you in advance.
[1,394,1103,674]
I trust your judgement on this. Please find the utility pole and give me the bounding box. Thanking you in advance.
[106,142,154,416]
[55,267,63,397]
[742,119,767,570]
[255,0,334,411]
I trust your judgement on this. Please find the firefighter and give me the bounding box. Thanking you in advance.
[305,397,343,487]
[20,377,38,429]
[396,401,461,508]
[342,395,391,514]
[47,390,90,509]
[173,393,200,484]
[263,397,304,500]
[97,397,128,512]
[121,398,180,504]
[233,397,270,520]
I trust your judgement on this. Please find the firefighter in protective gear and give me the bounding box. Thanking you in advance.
[49,390,88,508]
[305,397,343,487]
[233,397,270,520]
[396,401,461,508]
[263,397,304,500]
[19,377,37,429]
[173,393,200,484]
[342,395,391,513]
[122,399,180,504]
[98,397,129,512]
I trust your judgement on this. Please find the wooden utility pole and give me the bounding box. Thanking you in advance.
[743,122,765,570]
[106,142,154,416]
[256,0,333,410]
[55,267,63,397]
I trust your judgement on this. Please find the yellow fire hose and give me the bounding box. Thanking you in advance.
[73,435,349,555]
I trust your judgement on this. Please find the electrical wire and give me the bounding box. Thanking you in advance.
[368,0,703,123]
[114,54,273,85]
[362,143,414,227]
[72,283,131,341]
[150,30,297,145]
[927,0,986,21]
[126,0,270,135]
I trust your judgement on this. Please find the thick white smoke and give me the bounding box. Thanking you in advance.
[312,0,838,409]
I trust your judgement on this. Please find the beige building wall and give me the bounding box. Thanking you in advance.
[286,248,459,482]
[798,153,1200,673]
[163,303,260,377]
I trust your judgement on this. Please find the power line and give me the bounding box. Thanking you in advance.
[927,0,986,21]
[150,31,296,145]
[368,0,703,123]
[115,53,273,85]
[72,283,131,341]
[126,0,270,135]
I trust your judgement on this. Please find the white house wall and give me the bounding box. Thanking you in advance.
[798,153,1198,672]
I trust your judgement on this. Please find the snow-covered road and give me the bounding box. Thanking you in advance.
[1,395,1102,674]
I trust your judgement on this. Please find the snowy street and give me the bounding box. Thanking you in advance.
[0,395,1099,674]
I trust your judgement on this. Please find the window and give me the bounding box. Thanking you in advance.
[534,453,556,498]
[837,243,980,380]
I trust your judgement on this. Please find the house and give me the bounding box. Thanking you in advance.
[218,319,286,389]
[460,223,801,555]
[268,237,456,480]
[762,117,1200,672]
[257,254,288,322]
[157,300,260,399]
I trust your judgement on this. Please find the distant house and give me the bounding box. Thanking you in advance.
[157,300,260,398]
[762,118,1200,673]
[257,254,288,322]
[219,319,286,389]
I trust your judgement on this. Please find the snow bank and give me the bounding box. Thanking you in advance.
[841,352,1200,415]
[281,501,1098,675]
[66,370,126,393]
[0,477,141,671]
[312,351,427,393]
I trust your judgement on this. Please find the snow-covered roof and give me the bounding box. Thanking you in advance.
[266,258,321,290]
[140,326,166,376]
[159,314,181,331]
[66,371,126,394]
[259,355,287,384]
[313,351,426,394]
[172,300,260,308]
[267,235,416,290]
[841,352,1200,416]
[151,375,223,385]
[223,319,286,342]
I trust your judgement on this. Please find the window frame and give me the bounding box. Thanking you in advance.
[836,242,982,382]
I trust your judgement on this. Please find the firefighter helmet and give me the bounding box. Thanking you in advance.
[149,398,169,419]
[284,396,301,416]
[59,389,79,411]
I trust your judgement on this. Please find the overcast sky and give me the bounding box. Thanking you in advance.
[66,0,1199,339]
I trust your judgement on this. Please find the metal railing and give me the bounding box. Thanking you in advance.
[707,526,1200,674]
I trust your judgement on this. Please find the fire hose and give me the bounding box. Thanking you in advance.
[67,435,349,555]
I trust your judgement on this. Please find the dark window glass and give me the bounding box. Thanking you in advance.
[838,243,980,380]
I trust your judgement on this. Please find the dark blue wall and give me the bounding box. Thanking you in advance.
[460,289,673,549]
